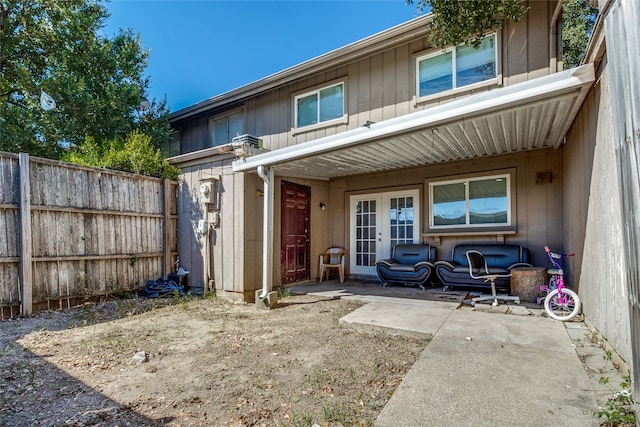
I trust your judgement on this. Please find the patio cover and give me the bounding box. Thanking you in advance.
[237,63,594,301]
[233,64,595,179]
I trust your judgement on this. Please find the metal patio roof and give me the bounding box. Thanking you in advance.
[232,64,595,180]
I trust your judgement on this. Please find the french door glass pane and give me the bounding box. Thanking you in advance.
[355,200,377,267]
[469,178,507,224]
[432,183,466,226]
[419,52,453,97]
[456,35,496,88]
[389,196,415,250]
[297,94,317,127]
[319,84,344,122]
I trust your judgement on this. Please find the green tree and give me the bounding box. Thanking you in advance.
[562,0,598,68]
[0,0,169,159]
[408,0,597,66]
[407,0,527,48]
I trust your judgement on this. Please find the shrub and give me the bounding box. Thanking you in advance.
[65,131,179,180]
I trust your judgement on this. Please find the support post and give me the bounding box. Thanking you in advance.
[19,153,32,317]
[162,179,172,278]
[256,165,277,309]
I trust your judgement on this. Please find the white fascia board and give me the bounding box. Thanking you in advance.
[233,64,595,173]
[169,145,236,166]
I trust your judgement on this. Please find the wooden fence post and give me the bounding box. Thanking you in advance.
[162,179,171,278]
[19,153,32,317]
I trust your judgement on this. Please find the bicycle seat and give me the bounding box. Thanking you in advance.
[547,268,563,275]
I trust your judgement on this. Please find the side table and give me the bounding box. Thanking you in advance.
[510,267,547,303]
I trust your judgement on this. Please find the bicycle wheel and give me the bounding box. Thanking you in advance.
[544,288,581,321]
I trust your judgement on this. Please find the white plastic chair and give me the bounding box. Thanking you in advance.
[319,248,346,283]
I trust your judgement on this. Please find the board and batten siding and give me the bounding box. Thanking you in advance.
[175,154,263,300]
[0,152,178,318]
[178,116,210,153]
[174,151,333,300]
[175,1,559,156]
[563,55,631,365]
[255,1,558,154]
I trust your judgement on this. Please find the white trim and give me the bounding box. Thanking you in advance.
[168,145,236,167]
[415,33,499,101]
[293,81,345,130]
[290,114,348,136]
[349,189,420,276]
[428,173,511,229]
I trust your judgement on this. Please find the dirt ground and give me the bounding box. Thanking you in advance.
[0,293,429,427]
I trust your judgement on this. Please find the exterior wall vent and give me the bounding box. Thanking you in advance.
[232,134,262,148]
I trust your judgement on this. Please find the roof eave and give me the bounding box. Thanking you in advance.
[168,14,434,122]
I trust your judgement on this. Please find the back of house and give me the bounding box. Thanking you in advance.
[168,1,593,303]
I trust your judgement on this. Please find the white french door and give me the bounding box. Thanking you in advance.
[349,189,420,276]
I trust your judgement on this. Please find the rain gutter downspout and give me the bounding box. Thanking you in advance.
[257,165,273,299]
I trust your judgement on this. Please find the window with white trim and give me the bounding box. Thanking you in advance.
[417,34,497,98]
[210,111,243,147]
[295,82,344,128]
[429,174,510,228]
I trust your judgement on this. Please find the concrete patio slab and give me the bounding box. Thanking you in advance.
[374,309,599,427]
[289,280,468,305]
[289,280,616,426]
[339,301,454,339]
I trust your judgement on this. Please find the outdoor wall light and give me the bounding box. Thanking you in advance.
[319,202,326,210]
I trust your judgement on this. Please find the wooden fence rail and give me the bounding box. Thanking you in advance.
[0,152,178,318]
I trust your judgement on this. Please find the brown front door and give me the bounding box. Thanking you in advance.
[281,181,310,284]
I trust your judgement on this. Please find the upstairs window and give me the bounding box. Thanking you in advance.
[417,34,497,99]
[430,173,510,229]
[295,82,344,128]
[211,111,243,147]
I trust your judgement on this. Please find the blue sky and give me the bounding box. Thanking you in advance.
[103,1,423,113]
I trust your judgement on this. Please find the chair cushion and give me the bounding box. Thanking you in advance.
[375,244,435,287]
[450,244,528,268]
[392,244,435,265]
[386,264,417,273]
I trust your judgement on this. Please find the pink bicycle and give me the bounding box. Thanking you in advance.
[541,246,581,321]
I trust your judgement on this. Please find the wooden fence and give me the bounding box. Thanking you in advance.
[0,152,178,318]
